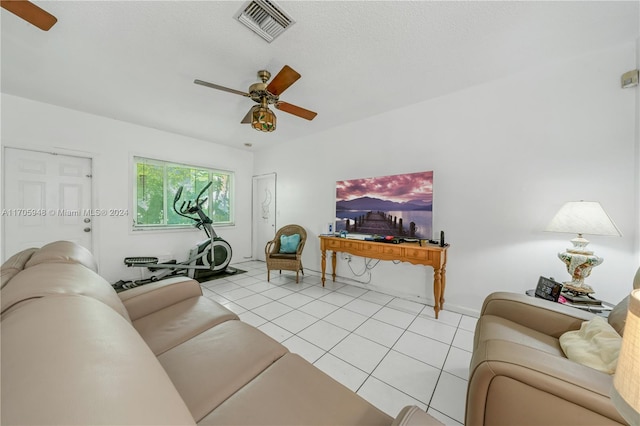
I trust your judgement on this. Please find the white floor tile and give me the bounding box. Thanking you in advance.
[336,284,369,298]
[278,292,316,308]
[319,291,355,307]
[244,281,276,293]
[443,347,472,380]
[205,281,240,294]
[429,372,468,424]
[354,318,404,348]
[316,280,345,291]
[458,315,478,332]
[373,306,416,329]
[357,376,426,418]
[298,299,339,319]
[420,309,462,328]
[282,336,326,364]
[372,350,440,404]
[234,293,272,310]
[299,285,334,299]
[313,353,368,392]
[231,275,261,287]
[323,308,368,332]
[220,287,255,301]
[359,290,395,305]
[297,320,350,351]
[393,331,450,369]
[251,300,293,321]
[407,316,457,345]
[220,301,246,315]
[238,311,267,327]
[388,298,426,315]
[452,329,474,352]
[257,322,293,343]
[343,298,384,317]
[260,286,295,300]
[271,309,318,334]
[329,333,389,373]
[427,408,463,426]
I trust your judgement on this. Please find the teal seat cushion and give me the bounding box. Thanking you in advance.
[279,234,301,254]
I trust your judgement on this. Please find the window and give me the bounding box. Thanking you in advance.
[133,156,233,229]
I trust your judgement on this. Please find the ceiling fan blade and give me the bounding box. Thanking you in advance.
[1,0,57,31]
[194,79,249,97]
[241,106,255,124]
[266,65,301,96]
[275,102,317,121]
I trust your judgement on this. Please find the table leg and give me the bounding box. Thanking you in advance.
[321,249,326,287]
[433,267,442,319]
[440,264,447,312]
[331,251,337,282]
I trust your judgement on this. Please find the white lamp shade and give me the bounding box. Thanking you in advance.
[545,201,622,236]
[611,289,640,425]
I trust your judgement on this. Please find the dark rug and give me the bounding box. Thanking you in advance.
[194,266,247,283]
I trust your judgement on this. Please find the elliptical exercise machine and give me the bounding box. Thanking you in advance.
[114,181,233,291]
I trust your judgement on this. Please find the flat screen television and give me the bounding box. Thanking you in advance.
[335,170,433,239]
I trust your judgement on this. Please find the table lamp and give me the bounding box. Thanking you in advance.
[611,289,640,426]
[545,201,621,294]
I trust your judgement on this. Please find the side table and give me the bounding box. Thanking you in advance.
[525,289,613,318]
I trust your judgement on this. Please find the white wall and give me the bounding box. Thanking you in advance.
[254,42,640,315]
[1,95,254,283]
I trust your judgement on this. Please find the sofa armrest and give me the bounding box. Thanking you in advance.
[467,339,625,425]
[118,277,203,321]
[392,406,443,426]
[481,292,595,338]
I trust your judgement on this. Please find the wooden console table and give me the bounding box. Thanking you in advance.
[319,236,449,318]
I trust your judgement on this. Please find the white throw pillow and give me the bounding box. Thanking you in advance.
[559,316,622,374]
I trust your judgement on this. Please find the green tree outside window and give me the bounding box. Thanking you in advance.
[134,157,233,229]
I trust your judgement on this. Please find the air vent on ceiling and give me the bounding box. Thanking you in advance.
[235,0,295,43]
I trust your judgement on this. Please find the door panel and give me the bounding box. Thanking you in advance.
[252,173,276,261]
[3,148,93,260]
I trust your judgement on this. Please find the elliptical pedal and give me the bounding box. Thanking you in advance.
[124,256,158,266]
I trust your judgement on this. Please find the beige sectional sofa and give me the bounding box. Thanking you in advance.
[1,241,441,425]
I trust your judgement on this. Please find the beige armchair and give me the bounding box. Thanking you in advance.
[265,224,306,283]
[466,268,640,425]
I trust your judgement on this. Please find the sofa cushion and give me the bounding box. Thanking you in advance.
[119,276,205,321]
[474,314,564,356]
[1,295,195,425]
[132,296,238,355]
[25,240,98,272]
[0,247,37,289]
[199,353,393,426]
[559,316,621,374]
[159,320,289,422]
[1,262,131,322]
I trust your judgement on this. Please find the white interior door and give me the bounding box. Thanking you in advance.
[3,148,93,260]
[252,173,276,261]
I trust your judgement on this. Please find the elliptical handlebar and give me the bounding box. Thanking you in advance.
[173,181,213,222]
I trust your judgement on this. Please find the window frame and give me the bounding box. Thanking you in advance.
[131,156,235,231]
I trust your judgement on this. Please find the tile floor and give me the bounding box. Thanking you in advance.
[199,261,478,425]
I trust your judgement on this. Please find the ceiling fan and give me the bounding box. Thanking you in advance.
[194,65,317,132]
[1,0,57,31]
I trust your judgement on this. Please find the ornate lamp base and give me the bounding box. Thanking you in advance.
[557,250,603,295]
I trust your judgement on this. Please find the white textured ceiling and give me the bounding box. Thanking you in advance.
[2,1,639,150]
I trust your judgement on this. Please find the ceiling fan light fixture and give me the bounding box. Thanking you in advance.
[252,105,276,132]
